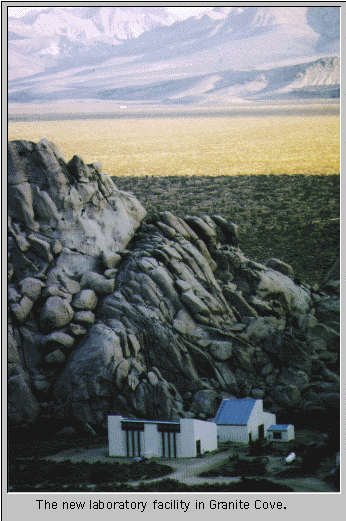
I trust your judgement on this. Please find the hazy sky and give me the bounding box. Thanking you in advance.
[8,6,213,19]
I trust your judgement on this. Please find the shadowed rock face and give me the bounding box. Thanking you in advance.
[8,140,339,435]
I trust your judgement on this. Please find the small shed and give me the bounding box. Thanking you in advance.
[214,398,276,444]
[267,424,295,442]
[108,415,217,458]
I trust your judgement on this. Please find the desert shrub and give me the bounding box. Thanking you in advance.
[8,435,108,459]
[274,465,310,479]
[133,477,294,493]
[233,477,294,492]
[11,476,295,493]
[233,457,268,476]
[269,440,307,457]
[137,478,189,492]
[8,458,173,490]
[93,482,135,492]
[62,483,90,492]
[200,456,268,478]
[93,483,118,492]
[249,439,272,456]
[229,453,239,461]
[300,443,325,472]
[322,468,340,491]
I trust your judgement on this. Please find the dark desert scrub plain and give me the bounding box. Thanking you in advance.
[8,102,340,285]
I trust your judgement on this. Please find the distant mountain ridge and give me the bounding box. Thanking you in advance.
[10,6,178,41]
[8,6,340,103]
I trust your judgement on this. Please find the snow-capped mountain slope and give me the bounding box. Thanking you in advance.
[12,6,178,40]
[8,6,340,102]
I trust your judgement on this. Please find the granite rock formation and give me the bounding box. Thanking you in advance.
[8,140,340,435]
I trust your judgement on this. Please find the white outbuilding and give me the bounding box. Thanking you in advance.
[108,415,218,458]
[267,424,295,442]
[214,398,276,444]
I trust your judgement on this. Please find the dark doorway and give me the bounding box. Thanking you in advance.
[249,432,252,443]
[259,424,264,439]
[196,440,201,455]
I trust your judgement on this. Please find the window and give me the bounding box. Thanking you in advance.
[273,432,282,440]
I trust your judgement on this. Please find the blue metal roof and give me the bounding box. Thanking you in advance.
[267,424,290,431]
[214,399,257,425]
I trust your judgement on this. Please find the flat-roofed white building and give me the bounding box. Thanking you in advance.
[108,416,217,458]
[214,398,276,444]
[267,424,295,442]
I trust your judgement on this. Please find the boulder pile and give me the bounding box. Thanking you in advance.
[8,140,340,436]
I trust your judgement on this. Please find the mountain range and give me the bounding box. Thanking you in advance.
[8,6,340,104]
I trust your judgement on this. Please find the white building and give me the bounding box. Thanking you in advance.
[267,424,295,442]
[214,398,276,444]
[108,416,218,458]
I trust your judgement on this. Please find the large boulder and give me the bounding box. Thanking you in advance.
[255,269,311,315]
[53,323,125,423]
[189,389,219,417]
[8,369,40,424]
[40,296,74,330]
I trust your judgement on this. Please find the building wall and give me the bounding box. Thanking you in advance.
[287,424,295,440]
[267,425,295,442]
[179,419,217,457]
[108,416,126,457]
[176,420,191,457]
[143,423,160,457]
[263,412,277,435]
[217,425,248,443]
[178,419,193,457]
[216,400,276,444]
[247,399,263,441]
[283,425,295,441]
[193,419,218,455]
[108,416,217,458]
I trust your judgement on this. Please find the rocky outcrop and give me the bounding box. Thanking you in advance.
[8,140,339,435]
[8,139,146,426]
[8,139,146,278]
